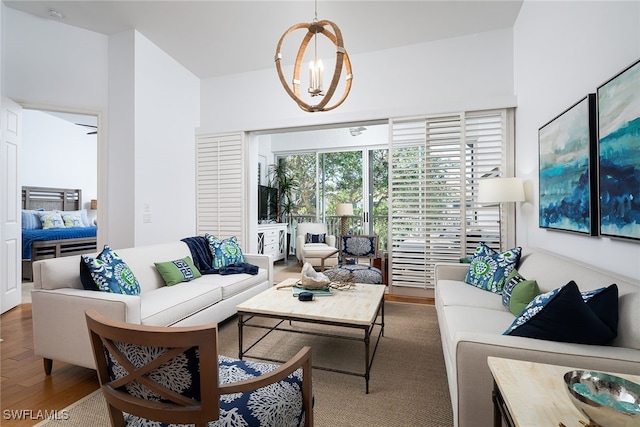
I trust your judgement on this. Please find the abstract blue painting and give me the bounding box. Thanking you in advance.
[597,59,640,241]
[539,95,597,235]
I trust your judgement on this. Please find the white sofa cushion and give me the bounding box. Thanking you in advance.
[141,282,223,326]
[436,279,506,311]
[196,269,269,300]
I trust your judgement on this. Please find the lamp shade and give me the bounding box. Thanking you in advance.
[90,199,98,210]
[335,203,354,216]
[478,178,525,203]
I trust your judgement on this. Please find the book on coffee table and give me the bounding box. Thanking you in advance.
[292,285,332,297]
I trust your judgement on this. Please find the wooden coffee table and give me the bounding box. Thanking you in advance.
[488,357,640,427]
[236,277,385,393]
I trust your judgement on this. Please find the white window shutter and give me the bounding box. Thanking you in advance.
[196,133,247,248]
[389,109,512,289]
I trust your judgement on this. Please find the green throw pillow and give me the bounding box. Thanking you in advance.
[155,256,202,286]
[502,269,540,315]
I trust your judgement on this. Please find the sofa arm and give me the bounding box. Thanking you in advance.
[326,235,336,247]
[32,289,141,370]
[243,253,273,285]
[434,262,469,283]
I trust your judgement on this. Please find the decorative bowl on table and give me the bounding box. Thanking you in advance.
[563,370,640,427]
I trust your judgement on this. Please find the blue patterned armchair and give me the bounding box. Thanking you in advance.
[85,309,313,427]
[324,235,384,284]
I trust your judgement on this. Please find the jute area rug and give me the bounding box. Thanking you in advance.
[36,302,453,427]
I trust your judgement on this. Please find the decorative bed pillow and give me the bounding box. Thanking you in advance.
[61,211,86,228]
[581,284,619,337]
[37,211,66,229]
[81,245,141,295]
[22,209,44,229]
[305,233,326,244]
[464,243,522,293]
[504,281,616,345]
[154,256,202,286]
[61,209,91,227]
[205,234,244,270]
[501,269,540,315]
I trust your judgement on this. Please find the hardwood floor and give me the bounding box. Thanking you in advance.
[1,304,99,427]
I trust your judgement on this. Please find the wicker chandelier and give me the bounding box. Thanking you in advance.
[275,0,352,112]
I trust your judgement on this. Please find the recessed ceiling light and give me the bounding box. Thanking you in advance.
[48,9,64,20]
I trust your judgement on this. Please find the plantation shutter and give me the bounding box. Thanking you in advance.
[389,109,512,289]
[196,133,247,248]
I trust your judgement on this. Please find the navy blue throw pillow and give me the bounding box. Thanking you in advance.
[504,281,616,345]
[79,257,99,291]
[305,233,326,244]
[582,284,618,338]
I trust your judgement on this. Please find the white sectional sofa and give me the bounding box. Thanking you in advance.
[31,241,272,374]
[434,247,640,427]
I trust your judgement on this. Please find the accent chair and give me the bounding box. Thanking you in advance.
[325,235,384,284]
[295,222,338,269]
[85,309,313,427]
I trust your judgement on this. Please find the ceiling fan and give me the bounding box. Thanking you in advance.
[75,123,97,135]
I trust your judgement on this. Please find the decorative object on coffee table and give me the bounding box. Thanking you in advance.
[564,370,640,427]
[300,262,330,289]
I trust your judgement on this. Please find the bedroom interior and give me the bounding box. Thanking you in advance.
[1,1,639,426]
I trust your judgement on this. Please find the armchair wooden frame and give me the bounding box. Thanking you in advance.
[86,309,313,427]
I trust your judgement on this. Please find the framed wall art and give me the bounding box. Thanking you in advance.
[539,94,598,235]
[597,59,640,241]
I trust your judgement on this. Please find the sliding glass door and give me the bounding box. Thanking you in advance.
[281,147,388,252]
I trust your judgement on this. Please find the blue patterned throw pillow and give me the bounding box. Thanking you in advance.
[81,245,141,295]
[205,234,245,270]
[504,281,616,345]
[464,243,522,293]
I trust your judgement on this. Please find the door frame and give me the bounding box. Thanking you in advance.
[16,102,104,276]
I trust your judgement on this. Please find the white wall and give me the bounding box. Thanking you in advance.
[514,0,640,279]
[106,30,200,248]
[133,32,200,246]
[21,109,97,222]
[1,7,108,110]
[199,28,517,134]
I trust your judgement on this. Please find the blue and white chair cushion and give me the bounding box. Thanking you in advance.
[325,264,382,285]
[106,341,306,427]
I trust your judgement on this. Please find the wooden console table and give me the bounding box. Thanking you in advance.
[488,357,640,427]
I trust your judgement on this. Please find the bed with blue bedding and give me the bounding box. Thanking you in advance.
[22,186,98,280]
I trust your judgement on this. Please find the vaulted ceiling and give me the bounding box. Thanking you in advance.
[4,0,523,79]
